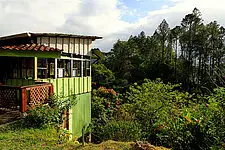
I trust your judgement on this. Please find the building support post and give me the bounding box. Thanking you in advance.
[55,59,57,79]
[21,88,27,113]
[34,57,37,80]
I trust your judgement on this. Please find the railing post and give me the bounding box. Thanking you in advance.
[49,84,54,96]
[21,88,27,113]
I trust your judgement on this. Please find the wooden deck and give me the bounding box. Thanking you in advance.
[0,83,53,113]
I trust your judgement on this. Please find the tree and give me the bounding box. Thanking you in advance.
[155,19,170,62]
[171,26,181,81]
[179,8,204,89]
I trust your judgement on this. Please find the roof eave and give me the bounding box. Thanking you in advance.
[0,32,102,41]
[0,32,31,41]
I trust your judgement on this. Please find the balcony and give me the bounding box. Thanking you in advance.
[0,82,53,113]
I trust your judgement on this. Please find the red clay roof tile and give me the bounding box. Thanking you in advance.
[0,44,62,52]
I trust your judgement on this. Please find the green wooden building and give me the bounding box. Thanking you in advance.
[0,32,102,137]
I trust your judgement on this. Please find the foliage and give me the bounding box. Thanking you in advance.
[92,63,115,87]
[123,79,192,138]
[24,104,60,128]
[103,8,225,92]
[101,120,141,142]
[89,7,225,149]
[150,102,225,149]
[91,86,122,143]
[24,94,77,128]
[121,80,225,149]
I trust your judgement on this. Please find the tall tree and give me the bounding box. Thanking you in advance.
[171,26,181,81]
[155,19,170,62]
[180,8,204,89]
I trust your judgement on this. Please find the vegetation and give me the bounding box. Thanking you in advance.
[103,8,225,93]
[91,8,225,150]
[0,125,135,150]
[1,7,225,150]
[24,94,77,128]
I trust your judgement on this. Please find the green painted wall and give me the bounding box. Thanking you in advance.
[6,77,91,94]
[6,79,35,86]
[70,92,91,137]
[37,77,91,95]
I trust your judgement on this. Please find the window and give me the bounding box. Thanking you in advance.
[6,57,34,79]
[37,58,47,79]
[8,58,19,78]
[73,60,81,77]
[83,60,90,77]
[37,58,55,79]
[22,58,34,79]
[57,59,71,78]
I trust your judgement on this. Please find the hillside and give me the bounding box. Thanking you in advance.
[0,122,168,150]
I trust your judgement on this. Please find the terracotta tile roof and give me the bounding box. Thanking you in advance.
[0,43,62,52]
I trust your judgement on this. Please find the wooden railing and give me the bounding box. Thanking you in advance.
[0,83,53,113]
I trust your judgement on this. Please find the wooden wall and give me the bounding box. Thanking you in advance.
[37,37,92,55]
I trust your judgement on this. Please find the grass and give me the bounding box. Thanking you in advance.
[0,126,131,150]
[0,127,59,149]
[0,120,168,150]
[0,120,132,150]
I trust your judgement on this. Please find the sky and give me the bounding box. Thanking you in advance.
[0,0,224,51]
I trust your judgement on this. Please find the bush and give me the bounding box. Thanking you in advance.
[101,120,141,142]
[24,94,77,128]
[123,79,225,149]
[123,79,192,138]
[150,103,225,150]
[91,87,122,143]
[91,80,225,149]
[92,63,115,87]
[24,104,59,128]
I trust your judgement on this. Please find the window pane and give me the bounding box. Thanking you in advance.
[38,58,47,79]
[57,59,71,78]
[83,61,87,77]
[37,58,55,79]
[48,59,55,78]
[73,60,81,77]
[57,59,64,68]
[83,61,90,77]
[64,60,71,77]
[86,61,90,76]
[38,59,47,68]
[21,58,34,79]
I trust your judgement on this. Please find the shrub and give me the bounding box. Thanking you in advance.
[123,79,225,149]
[91,87,122,143]
[150,103,225,150]
[101,120,141,142]
[92,63,115,87]
[24,104,59,128]
[24,94,77,128]
[123,79,192,138]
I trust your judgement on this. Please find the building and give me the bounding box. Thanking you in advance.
[0,32,102,137]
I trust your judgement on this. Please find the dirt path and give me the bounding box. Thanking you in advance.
[0,108,22,125]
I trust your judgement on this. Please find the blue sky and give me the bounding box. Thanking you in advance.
[0,0,224,51]
[119,0,175,22]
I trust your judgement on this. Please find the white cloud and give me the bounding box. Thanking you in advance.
[0,0,224,51]
[162,5,169,9]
